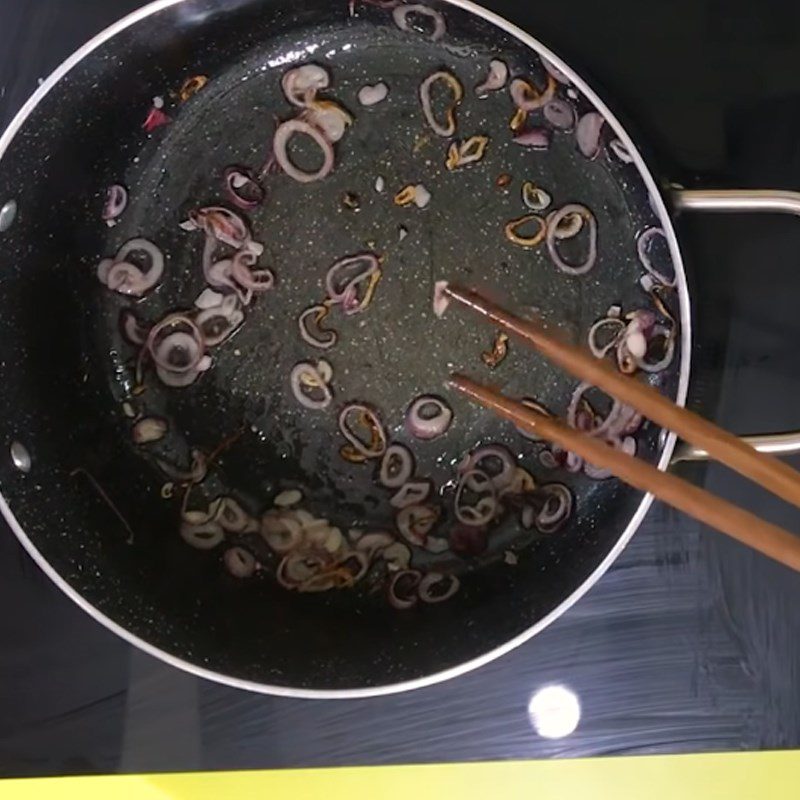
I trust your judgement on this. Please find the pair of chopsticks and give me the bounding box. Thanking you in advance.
[444,284,800,573]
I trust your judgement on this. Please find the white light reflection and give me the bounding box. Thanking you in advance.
[527,684,581,739]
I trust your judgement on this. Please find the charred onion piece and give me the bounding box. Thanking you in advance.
[481,332,509,368]
[179,74,209,102]
[419,70,463,137]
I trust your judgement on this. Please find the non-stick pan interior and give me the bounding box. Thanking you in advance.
[0,0,682,692]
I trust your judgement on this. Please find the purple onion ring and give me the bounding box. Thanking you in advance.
[545,203,597,276]
[405,395,453,440]
[273,119,335,184]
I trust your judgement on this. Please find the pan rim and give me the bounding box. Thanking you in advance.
[0,0,691,699]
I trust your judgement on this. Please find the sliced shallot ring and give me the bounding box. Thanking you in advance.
[273,119,334,184]
[298,304,338,349]
[180,516,224,550]
[102,238,165,297]
[145,314,205,375]
[509,75,556,111]
[543,98,576,131]
[393,4,446,41]
[224,547,257,578]
[576,111,604,159]
[102,184,128,223]
[390,480,432,509]
[609,138,634,163]
[230,248,274,293]
[302,100,352,143]
[186,206,250,248]
[223,167,265,210]
[290,361,333,410]
[505,213,546,247]
[545,203,597,275]
[639,324,676,373]
[405,395,453,440]
[535,483,573,533]
[418,572,460,603]
[588,316,626,358]
[196,296,244,346]
[459,444,515,491]
[338,403,387,459]
[388,570,422,610]
[380,444,415,489]
[356,531,396,560]
[119,309,148,346]
[261,512,304,554]
[475,59,508,96]
[419,70,463,137]
[217,497,255,533]
[281,63,330,107]
[521,182,551,212]
[396,504,439,547]
[637,227,676,287]
[541,55,571,85]
[455,469,497,527]
[325,253,380,303]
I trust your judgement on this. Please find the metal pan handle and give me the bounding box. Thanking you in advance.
[670,188,800,462]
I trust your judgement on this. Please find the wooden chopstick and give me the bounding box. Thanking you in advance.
[445,284,800,510]
[450,374,800,573]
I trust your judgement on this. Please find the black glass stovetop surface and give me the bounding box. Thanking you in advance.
[2,0,800,778]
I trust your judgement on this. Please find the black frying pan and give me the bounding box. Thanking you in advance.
[0,0,796,697]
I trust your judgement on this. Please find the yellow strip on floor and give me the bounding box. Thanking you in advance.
[2,751,798,800]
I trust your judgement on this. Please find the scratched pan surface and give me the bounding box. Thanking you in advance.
[0,0,684,695]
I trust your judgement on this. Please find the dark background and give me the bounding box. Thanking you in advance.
[1,0,800,778]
